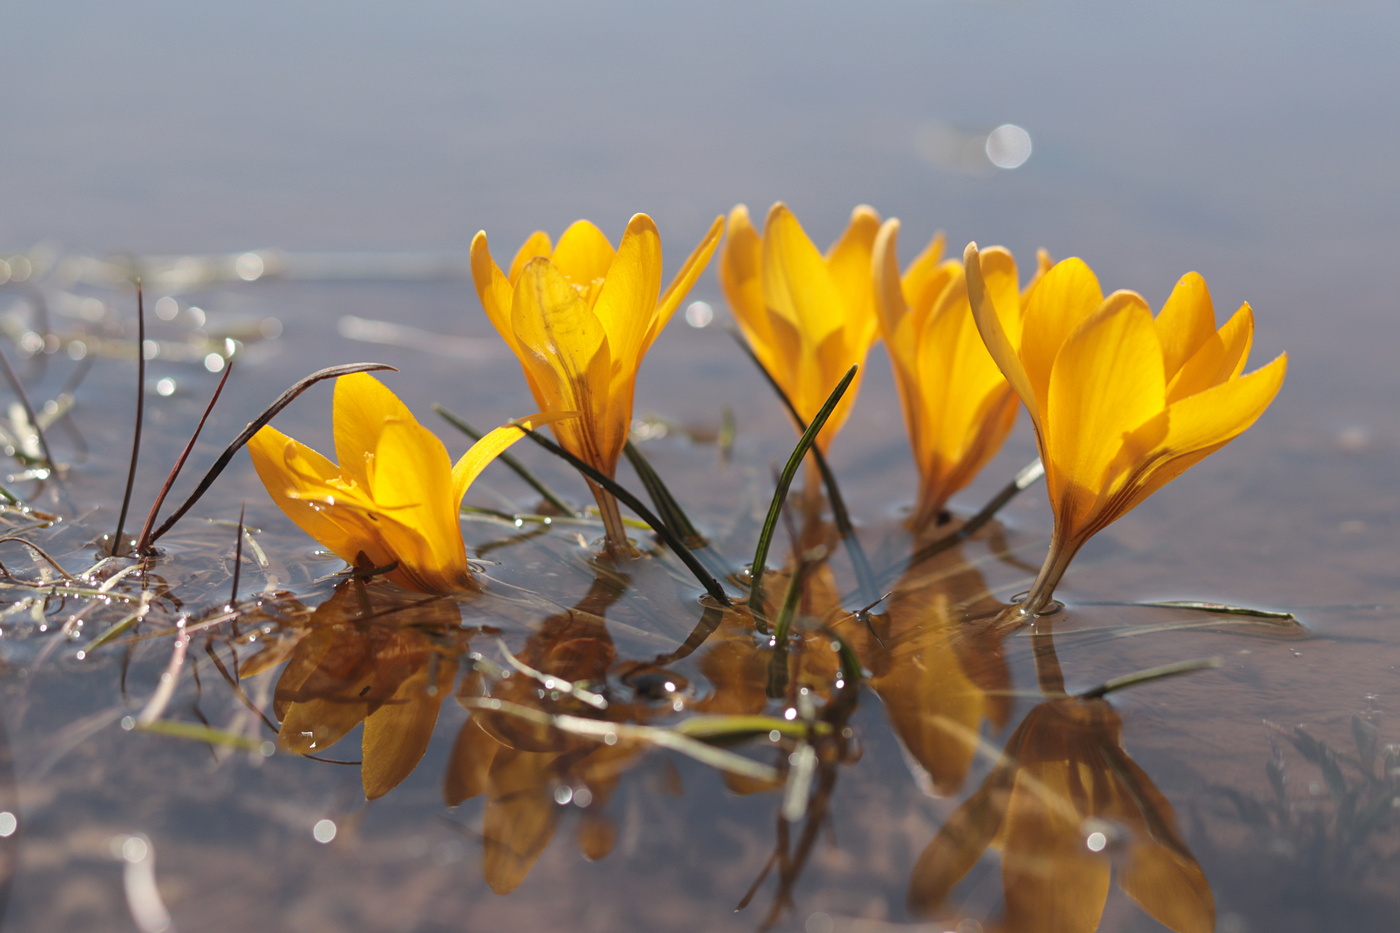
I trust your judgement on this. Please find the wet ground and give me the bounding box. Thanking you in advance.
[3,2,1400,931]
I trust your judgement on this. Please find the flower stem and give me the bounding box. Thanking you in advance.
[589,480,633,556]
[1021,531,1082,616]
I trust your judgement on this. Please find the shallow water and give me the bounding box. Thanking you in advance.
[3,2,1400,931]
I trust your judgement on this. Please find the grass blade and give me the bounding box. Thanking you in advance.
[434,405,577,516]
[512,424,733,606]
[748,366,857,619]
[111,282,147,556]
[624,439,735,582]
[0,343,55,469]
[896,458,1044,583]
[730,331,878,608]
[136,357,235,551]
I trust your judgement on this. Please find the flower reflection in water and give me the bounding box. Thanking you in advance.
[445,573,636,894]
[244,578,466,800]
[863,542,1014,796]
[232,515,1215,930]
[909,628,1214,933]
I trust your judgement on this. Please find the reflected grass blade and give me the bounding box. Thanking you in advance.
[464,698,778,783]
[1077,657,1222,699]
[133,720,266,752]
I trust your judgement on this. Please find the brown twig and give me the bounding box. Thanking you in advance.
[136,359,235,551]
[111,282,147,555]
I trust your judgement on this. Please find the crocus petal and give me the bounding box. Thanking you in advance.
[650,214,725,351]
[901,229,949,308]
[763,204,844,344]
[920,274,1019,497]
[1115,353,1288,516]
[591,213,663,372]
[1044,294,1165,530]
[450,410,578,506]
[471,232,522,354]
[512,257,617,472]
[966,242,1039,425]
[718,204,767,331]
[1019,257,1105,421]
[551,219,615,285]
[370,418,463,587]
[1154,272,1218,380]
[1167,302,1255,402]
[507,231,553,282]
[824,204,882,348]
[511,258,609,395]
[872,219,914,358]
[333,371,413,489]
[248,425,375,567]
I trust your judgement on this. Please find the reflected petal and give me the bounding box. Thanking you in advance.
[363,654,459,800]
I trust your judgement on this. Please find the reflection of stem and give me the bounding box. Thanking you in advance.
[1031,623,1066,696]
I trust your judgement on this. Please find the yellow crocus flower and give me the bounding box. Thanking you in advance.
[248,372,549,594]
[471,214,723,553]
[964,244,1288,615]
[874,221,1043,530]
[719,203,881,450]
